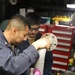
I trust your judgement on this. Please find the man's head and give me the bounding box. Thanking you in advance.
[26,12,41,38]
[4,14,30,45]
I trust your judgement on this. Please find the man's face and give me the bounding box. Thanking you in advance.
[12,26,29,45]
[28,25,40,38]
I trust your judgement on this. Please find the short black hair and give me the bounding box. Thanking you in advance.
[26,12,41,25]
[10,14,31,29]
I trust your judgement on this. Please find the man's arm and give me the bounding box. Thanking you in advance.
[0,45,39,75]
[0,37,50,74]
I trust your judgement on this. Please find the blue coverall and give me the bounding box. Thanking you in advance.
[0,30,39,75]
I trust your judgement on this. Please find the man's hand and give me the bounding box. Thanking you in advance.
[32,37,50,50]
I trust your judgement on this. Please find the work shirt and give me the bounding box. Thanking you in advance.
[0,30,39,75]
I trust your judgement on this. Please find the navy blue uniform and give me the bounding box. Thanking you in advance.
[0,30,39,75]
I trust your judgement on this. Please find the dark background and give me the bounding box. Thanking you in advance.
[0,0,75,22]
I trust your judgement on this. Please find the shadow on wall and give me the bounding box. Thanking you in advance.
[0,19,9,31]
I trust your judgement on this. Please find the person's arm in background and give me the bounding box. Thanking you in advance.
[44,51,53,75]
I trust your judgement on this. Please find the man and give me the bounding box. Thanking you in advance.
[17,12,53,75]
[0,14,50,75]
[17,12,42,52]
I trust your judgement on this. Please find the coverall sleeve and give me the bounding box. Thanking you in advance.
[0,45,39,75]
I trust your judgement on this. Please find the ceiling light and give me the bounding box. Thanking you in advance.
[66,4,75,8]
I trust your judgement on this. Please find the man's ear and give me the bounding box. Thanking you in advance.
[11,27,18,35]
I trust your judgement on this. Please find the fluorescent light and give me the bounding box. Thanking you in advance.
[66,4,75,8]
